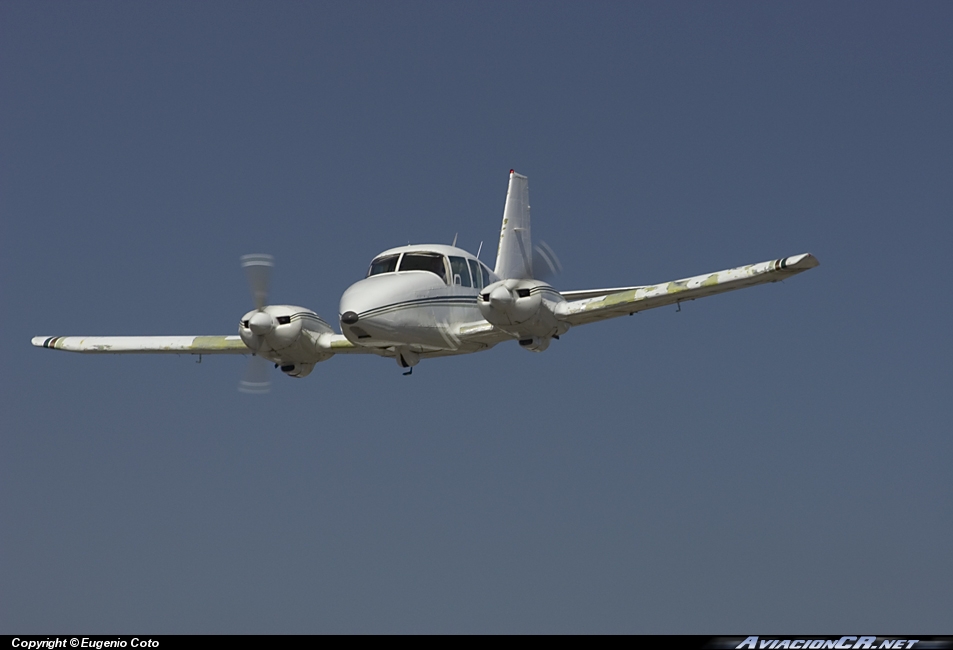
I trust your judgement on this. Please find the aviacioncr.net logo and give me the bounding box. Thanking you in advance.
[735,638,920,650]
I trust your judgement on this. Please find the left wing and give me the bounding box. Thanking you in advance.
[557,253,819,327]
[32,335,249,354]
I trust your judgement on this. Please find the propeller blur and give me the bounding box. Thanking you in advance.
[32,170,820,388]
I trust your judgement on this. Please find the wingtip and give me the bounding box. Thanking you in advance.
[786,253,819,270]
[32,336,51,348]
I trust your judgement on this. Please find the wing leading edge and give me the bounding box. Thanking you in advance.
[31,335,250,354]
[32,334,372,355]
[556,253,819,327]
[31,333,375,355]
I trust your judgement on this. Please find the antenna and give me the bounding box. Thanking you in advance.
[452,233,458,247]
[476,241,483,259]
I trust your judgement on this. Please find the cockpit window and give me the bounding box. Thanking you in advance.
[449,256,471,287]
[480,262,492,287]
[399,252,447,282]
[468,259,482,289]
[367,254,400,277]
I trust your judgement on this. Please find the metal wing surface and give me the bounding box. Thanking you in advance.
[557,253,819,327]
[33,333,379,355]
[32,335,250,354]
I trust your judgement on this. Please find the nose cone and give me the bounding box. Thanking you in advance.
[339,272,443,319]
[339,271,446,345]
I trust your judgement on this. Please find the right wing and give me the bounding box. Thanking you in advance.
[557,253,819,327]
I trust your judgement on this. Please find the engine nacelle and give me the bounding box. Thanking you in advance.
[478,279,569,342]
[239,304,335,366]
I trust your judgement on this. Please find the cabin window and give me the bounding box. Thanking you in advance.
[399,252,448,282]
[449,256,471,287]
[468,259,482,289]
[367,254,399,277]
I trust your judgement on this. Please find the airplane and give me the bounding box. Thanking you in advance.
[32,170,819,391]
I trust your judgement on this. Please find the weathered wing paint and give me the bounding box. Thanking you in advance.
[31,335,249,354]
[556,253,819,326]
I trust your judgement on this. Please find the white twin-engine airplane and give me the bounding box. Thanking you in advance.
[33,170,819,391]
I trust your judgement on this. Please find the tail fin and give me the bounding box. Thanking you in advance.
[494,170,533,279]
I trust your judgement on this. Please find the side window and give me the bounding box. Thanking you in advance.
[468,259,482,289]
[367,254,400,277]
[399,253,448,283]
[480,263,491,288]
[449,256,471,287]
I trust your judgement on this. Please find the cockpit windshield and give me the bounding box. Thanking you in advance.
[399,252,447,282]
[367,254,399,277]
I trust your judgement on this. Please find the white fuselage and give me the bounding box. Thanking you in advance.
[338,244,498,357]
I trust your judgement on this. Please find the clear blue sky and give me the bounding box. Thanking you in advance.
[2,1,951,633]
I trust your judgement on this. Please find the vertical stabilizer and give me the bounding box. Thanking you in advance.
[494,170,532,279]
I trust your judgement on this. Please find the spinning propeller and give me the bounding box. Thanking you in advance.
[533,240,562,281]
[239,253,275,394]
